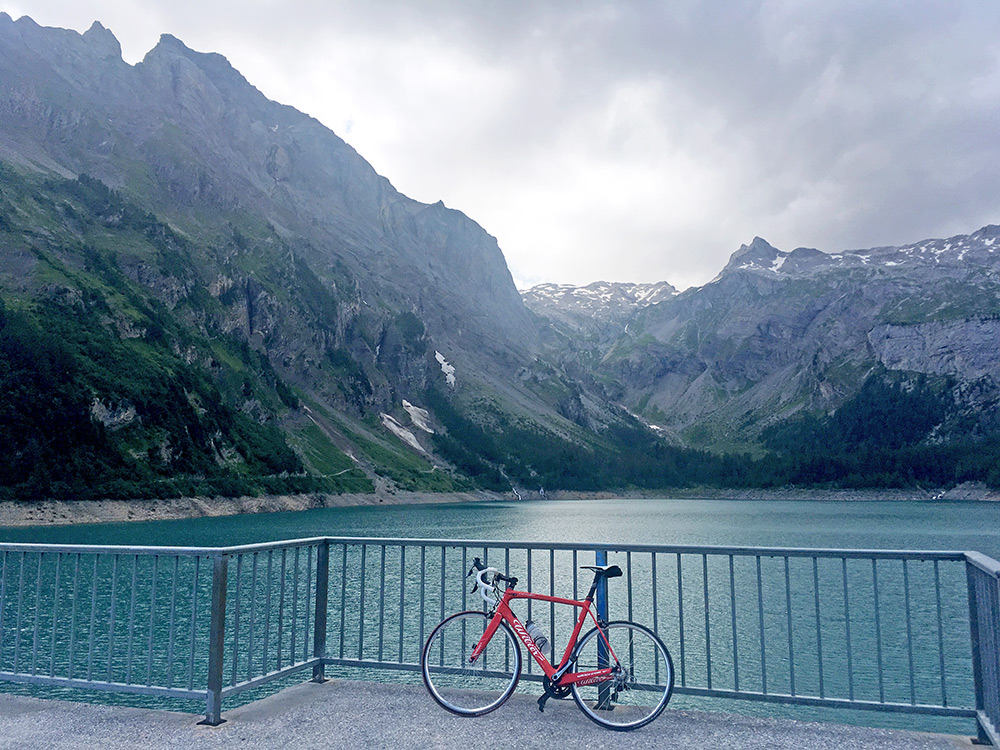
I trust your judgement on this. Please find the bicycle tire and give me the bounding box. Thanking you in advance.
[569,620,674,731]
[421,610,522,716]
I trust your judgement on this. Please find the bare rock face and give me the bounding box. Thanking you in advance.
[0,14,536,414]
[869,319,1000,381]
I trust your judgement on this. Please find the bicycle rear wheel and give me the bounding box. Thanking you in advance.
[421,611,522,716]
[570,620,674,731]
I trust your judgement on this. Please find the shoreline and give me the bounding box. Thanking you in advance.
[0,481,995,528]
[0,490,506,528]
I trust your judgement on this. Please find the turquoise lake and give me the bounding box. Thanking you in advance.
[1,496,997,737]
[2,496,999,559]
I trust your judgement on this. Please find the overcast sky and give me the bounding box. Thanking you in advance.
[5,2,1000,290]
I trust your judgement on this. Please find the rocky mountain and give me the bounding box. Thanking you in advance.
[528,227,1000,451]
[522,281,676,340]
[0,15,660,501]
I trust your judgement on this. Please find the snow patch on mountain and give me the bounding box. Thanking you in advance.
[402,400,435,433]
[435,351,456,387]
[381,413,427,453]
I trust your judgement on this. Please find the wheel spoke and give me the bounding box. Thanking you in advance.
[571,621,674,730]
[421,611,522,716]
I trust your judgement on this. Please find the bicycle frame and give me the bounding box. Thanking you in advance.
[469,587,617,687]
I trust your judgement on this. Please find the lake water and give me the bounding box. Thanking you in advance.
[0,498,1000,558]
[2,496,999,559]
[1,496,996,736]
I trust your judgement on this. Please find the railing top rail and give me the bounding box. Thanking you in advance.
[0,536,329,557]
[966,550,1000,577]
[0,535,985,564]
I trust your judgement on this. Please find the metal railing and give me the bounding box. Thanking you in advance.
[0,537,997,743]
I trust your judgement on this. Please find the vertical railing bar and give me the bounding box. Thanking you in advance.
[730,554,739,692]
[703,554,711,690]
[303,546,312,664]
[291,547,300,667]
[903,559,915,705]
[31,552,43,675]
[842,557,854,702]
[461,547,468,671]
[461,547,468,612]
[0,552,7,662]
[989,576,1000,730]
[248,551,258,683]
[419,546,426,657]
[263,550,273,677]
[166,556,178,688]
[784,556,795,696]
[339,545,347,660]
[204,552,228,726]
[651,552,659,684]
[125,555,137,684]
[526,548,533,624]
[49,553,63,678]
[68,553,80,679]
[13,551,27,672]
[626,551,634,623]
[276,549,287,671]
[188,556,200,691]
[312,541,329,683]
[813,556,824,699]
[105,553,119,683]
[438,547,445,667]
[358,545,367,660]
[626,550,635,672]
[378,545,386,663]
[965,561,987,745]
[573,550,578,601]
[505,547,511,672]
[756,555,766,694]
[549,549,555,656]
[483,547,490,669]
[934,560,947,707]
[398,546,406,663]
[85,555,98,682]
[232,553,242,686]
[677,552,686,687]
[145,555,157,686]
[872,558,884,703]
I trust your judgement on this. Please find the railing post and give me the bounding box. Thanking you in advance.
[313,540,330,682]
[967,553,1000,746]
[201,553,228,726]
[595,549,611,710]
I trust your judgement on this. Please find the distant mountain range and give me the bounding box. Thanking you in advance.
[2,14,999,499]
[525,225,1000,464]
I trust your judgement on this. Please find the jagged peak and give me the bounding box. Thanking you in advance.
[82,21,121,60]
[143,32,247,88]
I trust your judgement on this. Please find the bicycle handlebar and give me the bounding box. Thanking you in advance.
[468,557,518,604]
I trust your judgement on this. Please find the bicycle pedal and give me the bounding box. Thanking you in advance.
[537,693,549,713]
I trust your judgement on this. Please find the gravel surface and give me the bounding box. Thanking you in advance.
[0,679,975,750]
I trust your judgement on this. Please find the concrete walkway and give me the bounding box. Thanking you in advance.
[0,680,976,750]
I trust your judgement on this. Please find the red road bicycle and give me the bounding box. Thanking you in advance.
[420,557,674,731]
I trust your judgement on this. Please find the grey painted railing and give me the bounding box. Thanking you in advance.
[0,537,997,743]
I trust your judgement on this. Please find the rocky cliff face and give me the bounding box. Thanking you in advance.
[0,15,534,376]
[527,226,1000,448]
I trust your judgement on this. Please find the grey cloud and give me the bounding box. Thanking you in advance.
[7,0,1000,288]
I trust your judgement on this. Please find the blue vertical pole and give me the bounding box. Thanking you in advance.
[595,550,611,710]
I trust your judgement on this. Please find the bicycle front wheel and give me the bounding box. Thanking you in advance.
[421,611,522,716]
[570,620,674,731]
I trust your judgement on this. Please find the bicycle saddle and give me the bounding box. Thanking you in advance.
[580,565,623,578]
